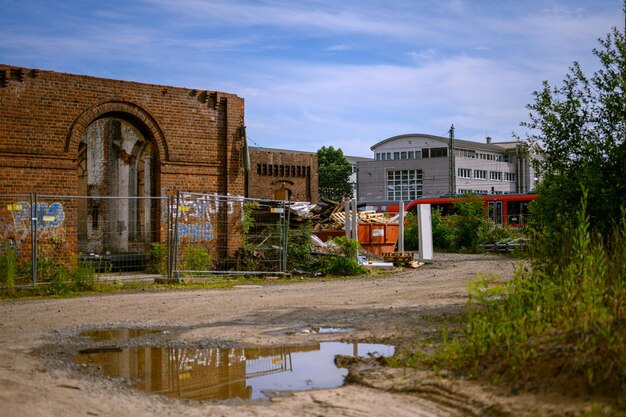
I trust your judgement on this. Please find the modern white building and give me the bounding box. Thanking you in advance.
[356,133,539,203]
[345,155,374,200]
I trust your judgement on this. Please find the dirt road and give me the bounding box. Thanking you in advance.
[0,253,601,416]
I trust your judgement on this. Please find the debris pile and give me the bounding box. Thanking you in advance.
[302,198,397,232]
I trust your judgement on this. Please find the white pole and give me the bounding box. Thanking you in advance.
[417,204,433,261]
[398,200,404,253]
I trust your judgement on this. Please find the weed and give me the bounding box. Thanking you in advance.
[49,266,71,295]
[70,261,97,291]
[0,248,17,297]
[146,242,168,275]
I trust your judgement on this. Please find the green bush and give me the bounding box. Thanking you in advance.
[431,208,454,250]
[403,212,420,251]
[147,242,168,275]
[287,222,315,271]
[180,245,213,271]
[321,236,366,276]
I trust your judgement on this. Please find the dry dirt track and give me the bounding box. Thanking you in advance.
[0,253,603,417]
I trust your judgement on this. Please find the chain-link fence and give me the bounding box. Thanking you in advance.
[0,192,292,288]
[170,192,289,278]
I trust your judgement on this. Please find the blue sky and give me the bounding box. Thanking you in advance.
[0,0,622,156]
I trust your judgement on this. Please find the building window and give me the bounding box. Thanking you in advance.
[474,170,487,180]
[400,151,407,159]
[455,149,476,158]
[458,168,472,178]
[422,149,430,158]
[505,172,516,182]
[489,171,502,181]
[386,152,391,160]
[393,152,400,160]
[408,151,414,159]
[376,153,381,160]
[430,147,448,158]
[386,169,423,201]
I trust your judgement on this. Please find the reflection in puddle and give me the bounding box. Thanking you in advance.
[74,342,393,401]
[293,327,354,335]
[81,328,164,342]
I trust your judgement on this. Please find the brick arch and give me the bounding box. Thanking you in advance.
[65,100,169,161]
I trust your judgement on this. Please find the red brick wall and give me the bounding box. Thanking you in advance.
[0,65,246,260]
[0,65,245,197]
[247,148,318,203]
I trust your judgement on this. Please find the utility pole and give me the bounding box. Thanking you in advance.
[448,124,455,194]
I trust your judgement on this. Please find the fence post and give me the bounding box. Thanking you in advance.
[282,200,290,273]
[31,193,38,286]
[398,200,405,253]
[166,195,172,280]
[351,198,358,242]
[172,191,181,282]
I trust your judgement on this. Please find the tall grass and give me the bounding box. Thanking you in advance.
[429,195,626,401]
[0,248,17,297]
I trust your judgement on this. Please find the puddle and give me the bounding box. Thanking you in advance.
[74,341,393,401]
[286,327,355,335]
[81,328,164,342]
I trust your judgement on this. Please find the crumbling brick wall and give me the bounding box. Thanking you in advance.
[0,64,246,259]
[247,148,318,203]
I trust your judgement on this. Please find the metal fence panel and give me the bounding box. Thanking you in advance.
[0,192,294,287]
[172,193,288,277]
[0,194,35,286]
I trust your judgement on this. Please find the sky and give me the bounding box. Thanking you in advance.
[0,0,623,157]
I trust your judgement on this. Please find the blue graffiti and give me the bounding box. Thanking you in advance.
[10,201,65,232]
[177,222,214,242]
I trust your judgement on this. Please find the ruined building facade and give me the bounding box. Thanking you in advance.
[0,65,245,260]
[247,147,318,203]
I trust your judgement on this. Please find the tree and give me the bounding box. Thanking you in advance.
[523,22,626,235]
[317,146,353,200]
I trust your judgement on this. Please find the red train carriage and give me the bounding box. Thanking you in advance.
[359,193,538,227]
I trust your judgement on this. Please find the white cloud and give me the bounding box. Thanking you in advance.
[324,44,351,52]
[1,0,622,158]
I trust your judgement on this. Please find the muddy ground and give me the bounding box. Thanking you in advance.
[0,253,613,417]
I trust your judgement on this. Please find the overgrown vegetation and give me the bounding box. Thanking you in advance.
[523,24,626,236]
[403,199,523,253]
[146,242,168,275]
[179,245,213,271]
[0,248,17,297]
[399,17,626,408]
[319,236,367,276]
[286,221,315,271]
[415,196,626,403]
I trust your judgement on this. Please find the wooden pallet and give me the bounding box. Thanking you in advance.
[382,252,414,264]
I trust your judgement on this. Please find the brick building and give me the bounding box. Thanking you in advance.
[0,65,246,261]
[247,147,318,203]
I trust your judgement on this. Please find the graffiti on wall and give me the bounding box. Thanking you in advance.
[159,193,243,243]
[0,202,66,250]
